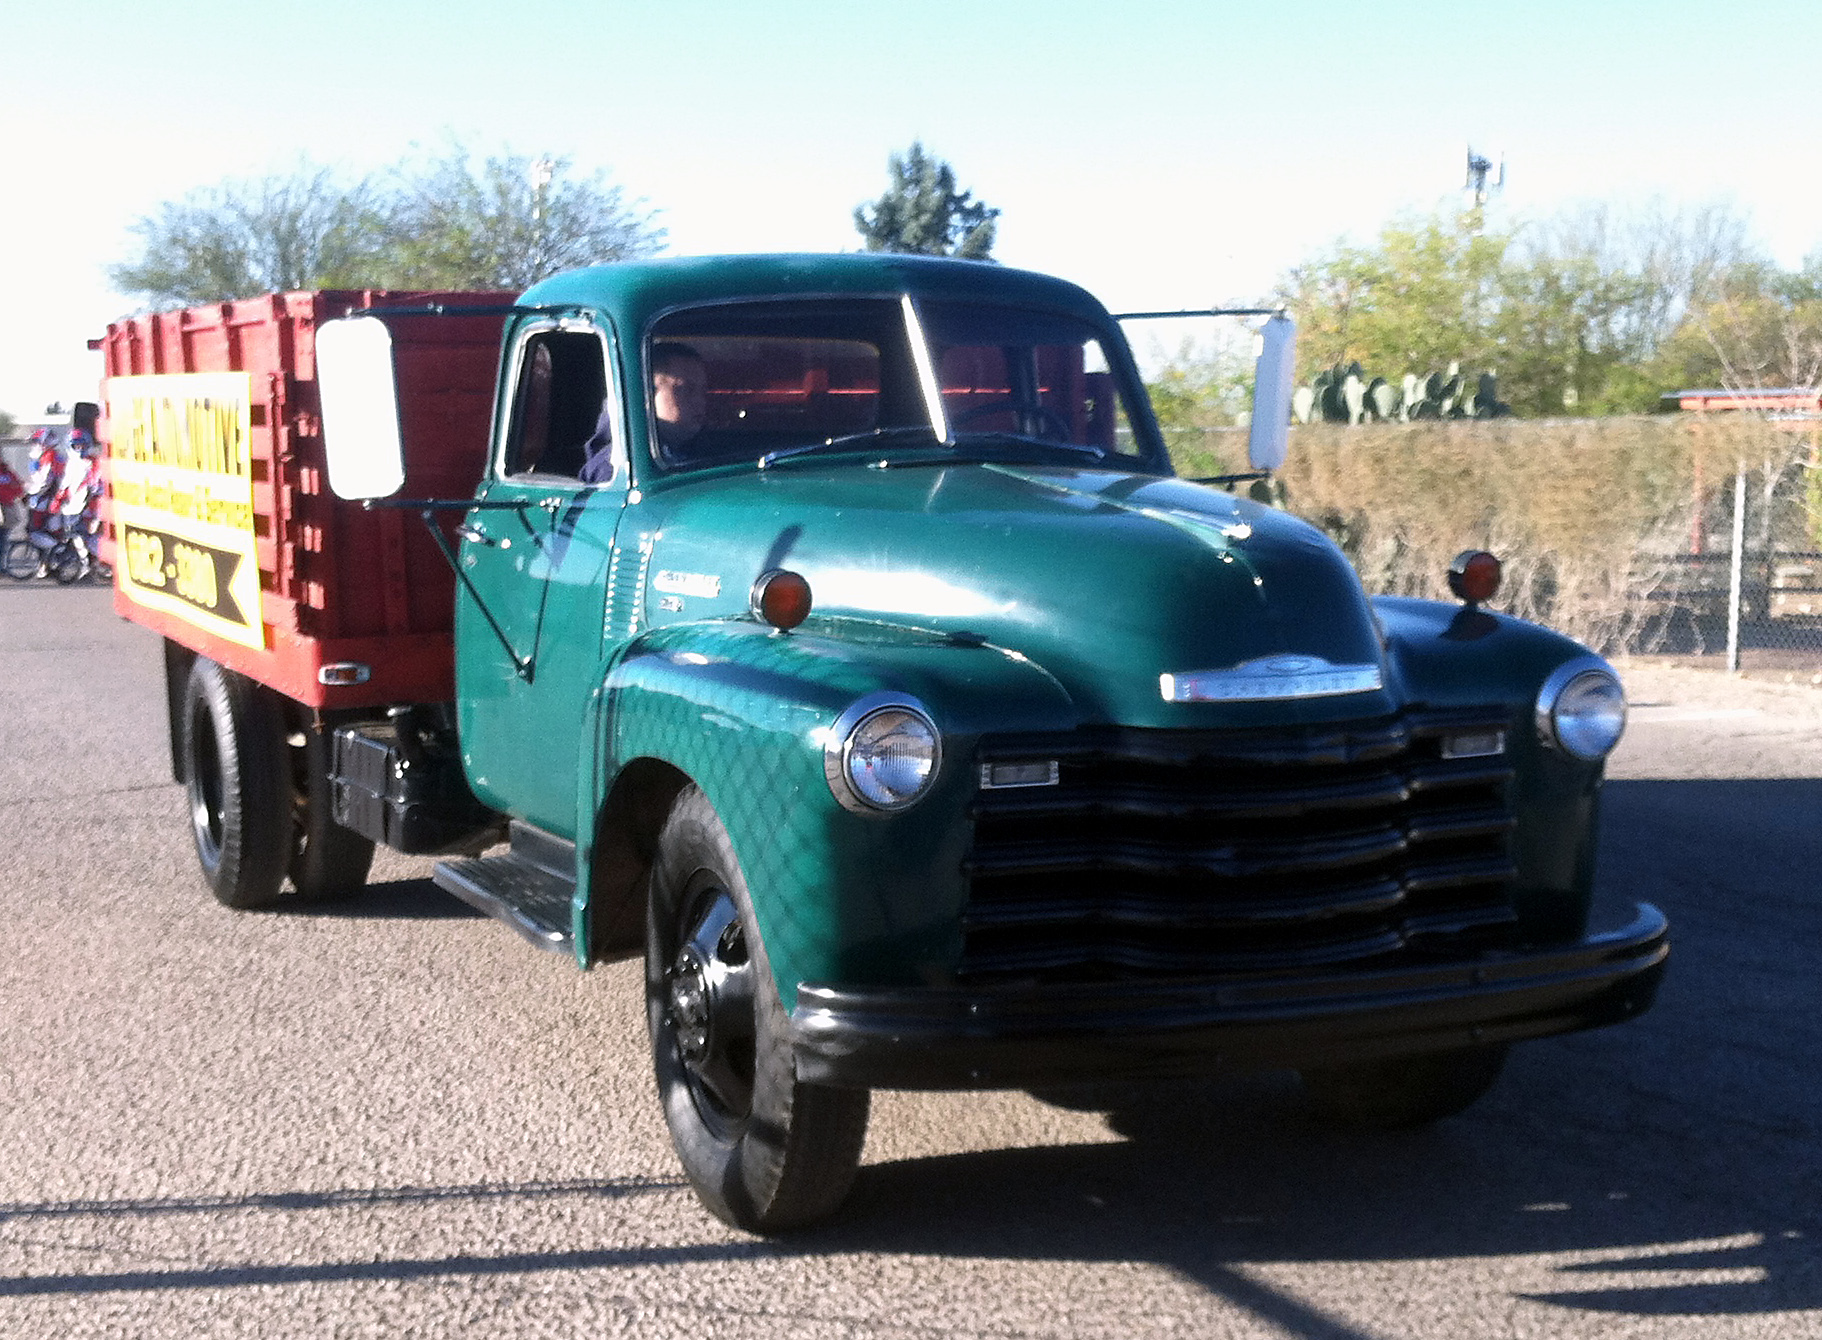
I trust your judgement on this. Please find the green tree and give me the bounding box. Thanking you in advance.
[1491,243,1646,415]
[1276,210,1507,383]
[854,142,998,260]
[1274,201,1764,417]
[1659,254,1822,393]
[385,145,665,290]
[1603,200,1755,362]
[110,147,664,306]
[1145,338,1256,429]
[1143,337,1258,476]
[110,163,391,305]
[1495,201,1756,414]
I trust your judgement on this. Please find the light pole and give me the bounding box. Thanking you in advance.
[530,156,555,272]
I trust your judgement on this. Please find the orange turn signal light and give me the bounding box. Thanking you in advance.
[1447,550,1502,605]
[751,569,812,630]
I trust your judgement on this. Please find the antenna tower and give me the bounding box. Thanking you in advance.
[1465,147,1505,208]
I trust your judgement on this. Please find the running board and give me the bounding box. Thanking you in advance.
[433,820,576,953]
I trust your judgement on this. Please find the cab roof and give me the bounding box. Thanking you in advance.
[516,253,1113,336]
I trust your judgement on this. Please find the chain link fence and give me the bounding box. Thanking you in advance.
[1644,452,1822,672]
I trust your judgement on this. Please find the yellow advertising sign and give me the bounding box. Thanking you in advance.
[108,372,265,650]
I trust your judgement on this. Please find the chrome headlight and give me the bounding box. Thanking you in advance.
[824,692,941,814]
[1536,658,1626,761]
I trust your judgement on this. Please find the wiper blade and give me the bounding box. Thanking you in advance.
[952,431,1110,462]
[758,424,941,469]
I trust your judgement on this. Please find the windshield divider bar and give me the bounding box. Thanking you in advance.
[900,295,951,444]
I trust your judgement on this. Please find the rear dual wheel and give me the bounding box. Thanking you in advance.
[183,659,290,908]
[646,786,869,1232]
[286,723,375,900]
[181,658,374,908]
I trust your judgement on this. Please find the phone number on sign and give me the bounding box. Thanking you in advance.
[124,528,220,611]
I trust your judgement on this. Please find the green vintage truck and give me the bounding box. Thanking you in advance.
[103,254,1665,1232]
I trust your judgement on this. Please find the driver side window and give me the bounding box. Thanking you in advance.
[503,329,613,481]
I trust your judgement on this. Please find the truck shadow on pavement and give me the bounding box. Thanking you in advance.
[2,778,1815,1333]
[829,1062,1818,1329]
[823,774,1822,1326]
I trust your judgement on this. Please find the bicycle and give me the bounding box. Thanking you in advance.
[5,523,109,584]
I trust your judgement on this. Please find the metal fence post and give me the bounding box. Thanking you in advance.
[1726,465,1746,672]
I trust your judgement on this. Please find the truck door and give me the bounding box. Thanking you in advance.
[456,316,628,834]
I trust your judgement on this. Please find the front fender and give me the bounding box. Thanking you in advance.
[1373,595,1594,708]
[596,617,1078,1008]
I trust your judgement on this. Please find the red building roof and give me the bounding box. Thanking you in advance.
[1669,387,1822,414]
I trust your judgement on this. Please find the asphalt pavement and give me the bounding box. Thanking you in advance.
[1,583,1818,1338]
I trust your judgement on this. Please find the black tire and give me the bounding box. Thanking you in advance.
[646,786,869,1232]
[285,725,374,900]
[182,658,290,909]
[49,541,85,585]
[5,539,42,580]
[1300,1044,1508,1131]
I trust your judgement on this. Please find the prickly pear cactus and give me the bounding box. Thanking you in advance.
[1342,373,1366,425]
[1294,360,1509,424]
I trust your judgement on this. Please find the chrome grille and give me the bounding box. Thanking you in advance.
[962,708,1518,981]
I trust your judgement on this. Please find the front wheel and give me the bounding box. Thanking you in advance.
[1300,1044,1508,1130]
[646,786,869,1232]
[5,539,42,580]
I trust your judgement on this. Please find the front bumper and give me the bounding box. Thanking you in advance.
[790,902,1668,1089]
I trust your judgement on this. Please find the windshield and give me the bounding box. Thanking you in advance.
[646,296,1159,471]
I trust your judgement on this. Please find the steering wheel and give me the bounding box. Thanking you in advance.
[951,403,1074,440]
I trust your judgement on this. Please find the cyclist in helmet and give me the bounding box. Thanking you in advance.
[58,437,102,579]
[24,432,67,572]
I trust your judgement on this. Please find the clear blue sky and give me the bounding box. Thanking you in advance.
[3,0,1817,417]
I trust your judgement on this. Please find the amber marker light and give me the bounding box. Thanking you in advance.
[751,569,812,630]
[1447,550,1502,606]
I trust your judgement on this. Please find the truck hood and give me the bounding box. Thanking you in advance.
[640,462,1390,727]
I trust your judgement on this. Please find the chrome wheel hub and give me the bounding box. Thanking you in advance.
[665,885,758,1125]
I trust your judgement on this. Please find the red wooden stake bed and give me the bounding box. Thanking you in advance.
[98,291,509,709]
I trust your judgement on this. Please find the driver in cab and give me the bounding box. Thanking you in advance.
[581,342,707,482]
[651,343,707,454]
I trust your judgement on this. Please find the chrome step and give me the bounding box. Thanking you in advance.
[433,820,575,953]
